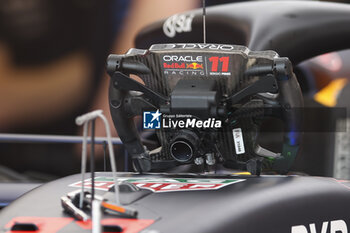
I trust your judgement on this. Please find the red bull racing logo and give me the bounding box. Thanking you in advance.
[163,62,185,69]
[187,62,204,69]
[162,54,205,76]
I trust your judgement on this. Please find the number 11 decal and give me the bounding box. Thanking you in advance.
[209,56,229,72]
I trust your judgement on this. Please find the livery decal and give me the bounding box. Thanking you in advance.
[75,218,155,233]
[5,217,73,233]
[163,14,195,38]
[69,177,245,193]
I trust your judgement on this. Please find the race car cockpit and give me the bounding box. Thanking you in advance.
[1,1,350,233]
[132,0,350,177]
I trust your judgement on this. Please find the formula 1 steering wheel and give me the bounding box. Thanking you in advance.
[107,43,303,175]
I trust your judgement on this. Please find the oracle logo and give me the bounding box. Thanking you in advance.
[163,55,203,63]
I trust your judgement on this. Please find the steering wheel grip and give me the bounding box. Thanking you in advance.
[108,76,152,172]
[251,58,303,174]
[272,62,304,174]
